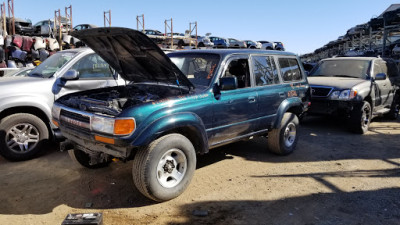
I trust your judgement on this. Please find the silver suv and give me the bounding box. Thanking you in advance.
[0,48,124,161]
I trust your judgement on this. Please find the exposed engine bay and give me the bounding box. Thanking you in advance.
[58,84,188,116]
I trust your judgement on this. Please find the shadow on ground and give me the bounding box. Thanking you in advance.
[171,188,400,225]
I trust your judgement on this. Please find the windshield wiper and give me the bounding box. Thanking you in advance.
[28,73,44,78]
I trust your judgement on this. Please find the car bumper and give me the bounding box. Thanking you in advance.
[308,99,361,116]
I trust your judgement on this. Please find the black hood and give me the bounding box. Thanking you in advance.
[72,27,194,90]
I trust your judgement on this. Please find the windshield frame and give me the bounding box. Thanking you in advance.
[309,59,371,79]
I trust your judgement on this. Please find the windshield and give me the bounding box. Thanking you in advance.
[28,52,76,78]
[168,53,220,89]
[309,59,371,79]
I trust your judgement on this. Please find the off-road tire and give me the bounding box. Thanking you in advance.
[132,133,196,202]
[0,113,48,161]
[268,112,299,155]
[349,101,372,134]
[68,149,111,169]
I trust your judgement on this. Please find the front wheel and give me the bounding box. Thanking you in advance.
[268,112,299,155]
[0,113,49,161]
[349,101,372,134]
[132,133,196,202]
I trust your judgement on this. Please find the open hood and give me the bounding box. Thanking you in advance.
[72,27,194,90]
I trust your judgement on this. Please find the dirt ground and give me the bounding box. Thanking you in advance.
[0,115,399,225]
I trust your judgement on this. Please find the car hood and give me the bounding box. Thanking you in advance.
[308,76,367,89]
[71,27,194,90]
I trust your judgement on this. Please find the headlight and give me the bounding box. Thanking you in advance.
[91,116,136,135]
[91,116,115,134]
[329,91,340,99]
[52,104,61,120]
[330,89,357,100]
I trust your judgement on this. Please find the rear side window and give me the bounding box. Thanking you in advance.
[251,56,280,86]
[278,57,302,82]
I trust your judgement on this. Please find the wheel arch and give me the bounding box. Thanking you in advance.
[273,98,304,129]
[0,106,52,138]
[132,113,209,154]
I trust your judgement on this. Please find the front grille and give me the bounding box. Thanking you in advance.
[60,109,91,133]
[60,109,90,123]
[311,87,333,97]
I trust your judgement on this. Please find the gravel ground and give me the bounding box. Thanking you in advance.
[0,115,399,225]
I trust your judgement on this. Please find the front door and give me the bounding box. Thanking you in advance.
[209,56,259,145]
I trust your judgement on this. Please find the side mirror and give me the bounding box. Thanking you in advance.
[61,69,79,81]
[219,77,237,91]
[375,73,387,81]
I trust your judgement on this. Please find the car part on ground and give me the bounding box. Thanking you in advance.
[54,27,310,202]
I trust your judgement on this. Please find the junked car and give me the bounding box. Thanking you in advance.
[0,48,124,161]
[228,38,247,48]
[53,27,310,202]
[308,57,400,133]
[244,40,262,49]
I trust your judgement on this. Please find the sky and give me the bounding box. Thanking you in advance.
[10,0,398,55]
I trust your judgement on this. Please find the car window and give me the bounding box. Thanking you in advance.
[223,58,251,89]
[373,62,384,77]
[278,57,302,82]
[252,56,280,86]
[70,54,113,79]
[169,53,220,89]
[385,60,400,78]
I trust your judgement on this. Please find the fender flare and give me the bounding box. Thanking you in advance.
[273,98,303,129]
[132,112,209,154]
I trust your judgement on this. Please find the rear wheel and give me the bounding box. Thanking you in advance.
[132,133,196,202]
[268,112,299,155]
[349,101,371,134]
[0,113,48,161]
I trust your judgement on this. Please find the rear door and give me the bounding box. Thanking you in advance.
[250,54,284,130]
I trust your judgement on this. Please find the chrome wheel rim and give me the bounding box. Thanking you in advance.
[157,148,187,188]
[284,122,296,147]
[6,123,39,154]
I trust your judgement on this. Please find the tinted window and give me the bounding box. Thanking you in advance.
[278,58,302,82]
[71,54,113,79]
[252,56,280,86]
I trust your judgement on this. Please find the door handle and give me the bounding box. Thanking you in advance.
[248,96,256,103]
[279,92,286,98]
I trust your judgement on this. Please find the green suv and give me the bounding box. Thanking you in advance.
[52,28,310,201]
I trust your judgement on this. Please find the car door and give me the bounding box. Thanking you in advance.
[54,53,120,99]
[373,60,392,108]
[209,56,259,145]
[250,55,284,130]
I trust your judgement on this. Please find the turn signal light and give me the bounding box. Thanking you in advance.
[114,119,135,135]
[94,135,115,144]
